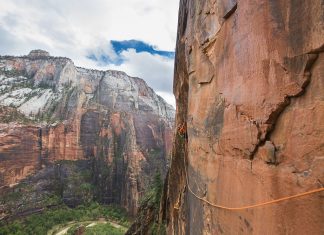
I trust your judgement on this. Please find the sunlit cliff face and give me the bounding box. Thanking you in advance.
[160,0,324,234]
[0,51,174,216]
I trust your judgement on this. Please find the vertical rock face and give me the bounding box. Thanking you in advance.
[164,0,324,234]
[0,52,174,216]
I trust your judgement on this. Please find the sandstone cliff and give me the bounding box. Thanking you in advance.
[159,0,323,234]
[0,50,174,218]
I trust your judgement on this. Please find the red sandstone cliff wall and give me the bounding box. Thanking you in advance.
[164,0,324,234]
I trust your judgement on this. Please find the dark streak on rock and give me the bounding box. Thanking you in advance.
[223,3,237,19]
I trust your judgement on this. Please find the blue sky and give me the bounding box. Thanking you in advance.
[87,40,175,66]
[0,0,179,107]
[111,40,175,59]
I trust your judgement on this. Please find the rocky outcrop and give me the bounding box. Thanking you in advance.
[160,0,324,234]
[28,49,50,58]
[0,51,174,217]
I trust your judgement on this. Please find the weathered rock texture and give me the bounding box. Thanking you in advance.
[0,51,174,218]
[162,0,324,234]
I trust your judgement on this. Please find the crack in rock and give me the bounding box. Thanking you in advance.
[249,52,320,162]
[223,3,237,19]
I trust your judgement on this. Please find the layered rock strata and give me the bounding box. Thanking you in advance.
[0,51,174,217]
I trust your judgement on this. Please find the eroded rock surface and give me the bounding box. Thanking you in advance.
[0,51,174,218]
[161,0,324,234]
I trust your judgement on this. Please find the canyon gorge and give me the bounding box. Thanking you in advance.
[0,0,324,234]
[0,49,174,221]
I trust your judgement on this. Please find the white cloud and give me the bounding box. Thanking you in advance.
[0,0,179,53]
[0,0,179,107]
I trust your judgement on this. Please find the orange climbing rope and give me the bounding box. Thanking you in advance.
[180,130,324,210]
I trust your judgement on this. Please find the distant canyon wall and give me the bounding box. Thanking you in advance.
[0,50,174,216]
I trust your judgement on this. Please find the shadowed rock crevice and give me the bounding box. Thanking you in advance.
[223,3,237,19]
[250,52,320,163]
